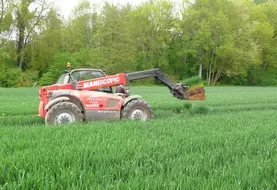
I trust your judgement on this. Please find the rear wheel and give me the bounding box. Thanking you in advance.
[45,102,84,125]
[121,99,152,121]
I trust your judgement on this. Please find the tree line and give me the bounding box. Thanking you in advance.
[0,0,276,87]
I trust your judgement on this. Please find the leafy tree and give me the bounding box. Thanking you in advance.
[0,0,13,79]
[0,0,13,46]
[26,8,63,73]
[128,1,174,72]
[13,0,51,70]
[180,0,261,85]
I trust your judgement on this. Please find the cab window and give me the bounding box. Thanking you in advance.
[69,70,105,83]
[56,73,67,84]
[69,70,112,93]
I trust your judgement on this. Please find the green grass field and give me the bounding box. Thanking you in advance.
[1,86,277,189]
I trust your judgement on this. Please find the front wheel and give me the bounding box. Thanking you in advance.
[45,102,84,125]
[121,99,152,121]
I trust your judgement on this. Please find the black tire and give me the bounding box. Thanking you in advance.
[45,102,84,125]
[121,99,152,120]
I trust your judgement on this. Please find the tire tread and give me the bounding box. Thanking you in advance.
[45,102,84,125]
[121,99,152,120]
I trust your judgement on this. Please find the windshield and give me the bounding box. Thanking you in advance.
[70,70,111,92]
[69,70,105,83]
[56,73,67,84]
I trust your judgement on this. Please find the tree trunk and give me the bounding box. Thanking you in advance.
[18,53,25,69]
[17,24,25,70]
[208,63,212,85]
[208,49,215,85]
[199,63,202,78]
[16,0,46,70]
[212,71,221,86]
[199,47,204,78]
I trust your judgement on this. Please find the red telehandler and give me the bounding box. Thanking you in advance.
[38,65,200,125]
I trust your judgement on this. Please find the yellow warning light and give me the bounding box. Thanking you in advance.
[67,62,71,69]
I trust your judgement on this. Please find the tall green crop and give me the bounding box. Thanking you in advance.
[1,87,277,189]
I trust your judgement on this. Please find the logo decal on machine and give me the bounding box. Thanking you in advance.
[83,77,120,88]
[86,96,103,108]
[85,104,100,108]
[88,96,102,101]
[97,111,117,115]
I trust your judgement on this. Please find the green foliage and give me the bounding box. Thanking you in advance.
[189,105,209,115]
[0,0,13,33]
[0,67,38,87]
[0,68,21,87]
[16,70,39,87]
[39,53,78,86]
[259,67,277,86]
[38,49,108,85]
[182,76,203,86]
[1,87,277,188]
[1,0,277,87]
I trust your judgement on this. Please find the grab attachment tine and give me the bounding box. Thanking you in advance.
[170,84,189,100]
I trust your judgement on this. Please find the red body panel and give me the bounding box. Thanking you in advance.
[38,101,44,117]
[70,90,123,111]
[39,73,127,118]
[39,83,74,117]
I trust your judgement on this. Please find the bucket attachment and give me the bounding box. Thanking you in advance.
[171,84,205,100]
[185,86,205,100]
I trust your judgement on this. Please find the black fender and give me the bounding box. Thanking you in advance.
[123,95,141,106]
[44,97,70,111]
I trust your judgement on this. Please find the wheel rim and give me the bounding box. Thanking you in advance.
[130,108,147,121]
[55,111,75,124]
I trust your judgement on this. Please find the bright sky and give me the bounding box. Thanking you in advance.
[53,0,147,18]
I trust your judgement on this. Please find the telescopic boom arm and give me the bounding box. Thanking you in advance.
[126,69,188,99]
[75,68,188,99]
